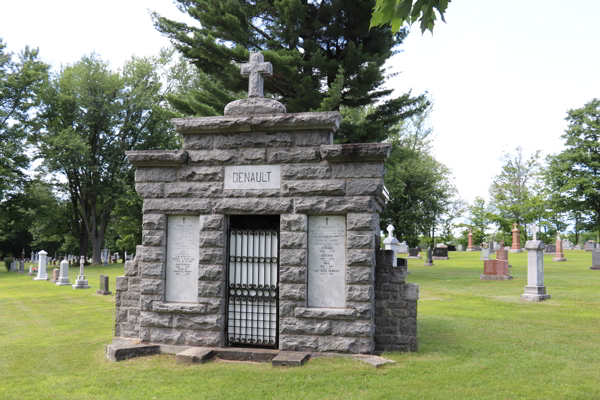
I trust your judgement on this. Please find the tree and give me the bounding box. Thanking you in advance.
[544,98,600,234]
[488,147,541,241]
[152,0,428,143]
[380,102,456,247]
[34,52,182,263]
[370,0,451,34]
[464,196,489,245]
[0,39,49,200]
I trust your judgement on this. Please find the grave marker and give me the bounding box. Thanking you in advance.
[467,228,476,251]
[56,259,71,286]
[553,234,566,262]
[590,249,600,270]
[165,215,199,303]
[73,256,91,289]
[97,275,112,295]
[521,232,550,302]
[34,250,48,281]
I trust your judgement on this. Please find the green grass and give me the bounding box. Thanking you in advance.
[1,251,599,400]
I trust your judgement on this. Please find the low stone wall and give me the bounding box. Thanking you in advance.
[114,246,142,339]
[374,250,419,353]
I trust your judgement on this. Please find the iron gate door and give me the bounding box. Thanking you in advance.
[226,219,279,348]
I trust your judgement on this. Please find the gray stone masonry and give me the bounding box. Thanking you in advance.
[374,250,419,353]
[115,53,412,355]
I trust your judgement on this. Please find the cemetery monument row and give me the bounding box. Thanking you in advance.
[113,53,419,354]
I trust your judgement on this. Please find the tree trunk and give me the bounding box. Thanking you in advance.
[79,229,89,258]
[91,233,103,265]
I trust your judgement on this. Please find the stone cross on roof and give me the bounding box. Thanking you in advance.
[387,224,395,238]
[531,224,538,241]
[241,53,273,98]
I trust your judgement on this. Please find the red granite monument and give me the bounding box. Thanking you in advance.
[510,223,523,253]
[553,234,567,262]
[481,247,512,280]
[467,228,476,251]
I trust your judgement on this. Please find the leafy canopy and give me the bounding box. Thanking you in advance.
[370,0,451,34]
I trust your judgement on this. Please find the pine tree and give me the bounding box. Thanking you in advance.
[152,0,427,143]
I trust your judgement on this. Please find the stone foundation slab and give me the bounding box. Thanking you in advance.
[480,275,513,280]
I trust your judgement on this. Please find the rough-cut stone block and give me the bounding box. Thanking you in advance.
[279,284,306,301]
[200,215,224,231]
[281,214,307,232]
[280,232,307,249]
[283,180,345,196]
[376,250,394,268]
[346,267,373,284]
[179,165,224,182]
[198,248,225,264]
[348,250,375,267]
[140,312,172,328]
[141,246,166,263]
[140,262,164,279]
[331,163,385,179]
[215,132,292,149]
[186,331,223,347]
[222,189,281,198]
[332,321,374,338]
[294,307,357,320]
[347,285,373,302]
[224,97,287,116]
[282,164,331,180]
[140,279,164,295]
[213,198,293,214]
[116,276,128,291]
[347,232,375,249]
[182,134,215,150]
[135,168,178,182]
[126,150,188,167]
[346,179,385,197]
[143,199,211,214]
[279,335,319,352]
[187,150,239,165]
[164,182,222,198]
[293,131,332,147]
[278,301,302,318]
[318,337,372,354]
[347,302,373,319]
[280,249,307,266]
[280,318,331,335]
[142,214,166,231]
[320,143,391,163]
[267,148,321,164]
[150,328,186,345]
[347,213,378,231]
[199,231,225,248]
[152,301,222,314]
[142,230,166,247]
[174,315,223,331]
[400,283,420,301]
[239,148,268,164]
[135,182,165,198]
[172,112,340,134]
[295,197,375,213]
[279,266,306,284]
[198,281,225,298]
[125,260,139,276]
[198,264,224,281]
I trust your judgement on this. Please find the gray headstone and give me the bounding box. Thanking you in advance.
[97,275,112,295]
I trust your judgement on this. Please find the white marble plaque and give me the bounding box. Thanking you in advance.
[166,215,200,303]
[224,165,280,189]
[308,215,346,307]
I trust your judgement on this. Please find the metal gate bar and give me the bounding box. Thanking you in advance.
[227,228,278,347]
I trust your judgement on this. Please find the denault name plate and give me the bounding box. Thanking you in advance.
[224,165,281,190]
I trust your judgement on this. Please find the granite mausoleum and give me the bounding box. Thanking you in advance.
[113,53,419,355]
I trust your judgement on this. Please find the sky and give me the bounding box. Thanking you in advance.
[2,0,599,205]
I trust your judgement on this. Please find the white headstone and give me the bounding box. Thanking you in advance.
[531,224,538,241]
[34,250,48,281]
[56,260,70,286]
[383,224,399,266]
[165,215,200,303]
[308,215,346,307]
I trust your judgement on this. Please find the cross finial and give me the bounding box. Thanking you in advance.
[531,224,538,240]
[241,53,272,98]
[387,224,395,238]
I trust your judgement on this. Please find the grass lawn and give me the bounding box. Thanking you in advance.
[1,251,599,400]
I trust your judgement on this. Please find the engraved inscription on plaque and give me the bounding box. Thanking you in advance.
[224,165,281,190]
[165,215,200,303]
[308,215,346,307]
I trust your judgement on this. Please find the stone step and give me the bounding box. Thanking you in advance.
[352,355,396,368]
[271,352,310,367]
[176,348,215,364]
[106,344,160,362]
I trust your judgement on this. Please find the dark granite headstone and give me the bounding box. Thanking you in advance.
[97,275,112,295]
[447,245,456,251]
[408,248,420,257]
[432,247,449,259]
[545,244,556,253]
